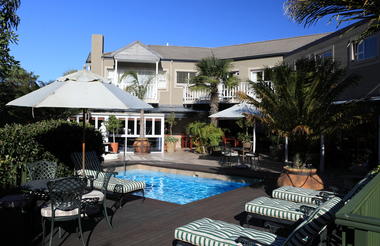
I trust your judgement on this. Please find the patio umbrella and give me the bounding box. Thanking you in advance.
[209,102,260,153]
[6,70,153,171]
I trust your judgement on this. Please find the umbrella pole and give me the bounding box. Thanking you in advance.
[252,123,256,154]
[82,109,86,173]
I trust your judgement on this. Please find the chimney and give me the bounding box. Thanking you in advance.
[91,34,104,76]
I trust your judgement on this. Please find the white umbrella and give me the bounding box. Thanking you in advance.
[209,102,260,153]
[7,70,153,170]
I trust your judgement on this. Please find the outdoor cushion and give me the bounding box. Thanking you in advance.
[174,197,343,246]
[272,186,328,205]
[174,217,286,246]
[245,197,316,222]
[41,204,79,217]
[93,176,146,194]
[82,190,104,202]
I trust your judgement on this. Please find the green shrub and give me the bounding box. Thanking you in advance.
[186,121,224,154]
[0,120,104,187]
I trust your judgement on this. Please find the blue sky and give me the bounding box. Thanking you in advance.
[11,0,349,82]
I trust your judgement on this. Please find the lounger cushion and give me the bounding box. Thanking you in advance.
[175,218,286,246]
[93,176,146,194]
[245,197,315,222]
[272,186,327,205]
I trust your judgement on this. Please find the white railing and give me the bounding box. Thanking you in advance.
[183,82,257,104]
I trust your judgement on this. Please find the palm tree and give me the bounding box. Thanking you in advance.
[284,0,380,37]
[191,56,239,126]
[120,71,154,138]
[239,58,359,171]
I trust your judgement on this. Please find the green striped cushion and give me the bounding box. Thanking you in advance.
[175,218,286,246]
[272,186,325,205]
[245,197,314,222]
[93,176,145,193]
[284,197,342,246]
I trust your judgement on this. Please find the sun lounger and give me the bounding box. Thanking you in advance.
[271,172,374,205]
[243,172,374,230]
[71,152,146,205]
[173,197,342,246]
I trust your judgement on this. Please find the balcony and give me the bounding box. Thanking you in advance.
[183,82,257,104]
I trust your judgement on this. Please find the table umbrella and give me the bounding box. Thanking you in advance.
[6,70,153,171]
[209,102,260,153]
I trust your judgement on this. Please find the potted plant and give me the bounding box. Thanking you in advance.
[186,121,224,154]
[120,71,154,154]
[237,132,252,149]
[165,136,179,153]
[105,115,122,153]
[238,58,359,190]
[236,117,254,149]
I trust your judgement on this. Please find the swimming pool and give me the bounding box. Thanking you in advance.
[116,169,250,205]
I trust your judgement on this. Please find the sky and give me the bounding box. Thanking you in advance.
[10,0,350,82]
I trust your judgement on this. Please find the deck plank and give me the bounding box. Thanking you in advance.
[52,183,267,246]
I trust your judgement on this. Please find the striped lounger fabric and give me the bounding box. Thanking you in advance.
[174,197,343,246]
[272,186,327,205]
[245,197,316,222]
[78,169,146,194]
[174,218,286,246]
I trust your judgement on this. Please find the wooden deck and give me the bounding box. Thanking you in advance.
[36,182,268,246]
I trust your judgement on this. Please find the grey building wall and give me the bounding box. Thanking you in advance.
[284,21,380,101]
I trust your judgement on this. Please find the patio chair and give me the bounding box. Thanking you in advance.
[173,197,343,246]
[41,176,86,246]
[271,172,374,205]
[243,172,374,231]
[26,160,57,180]
[82,171,114,229]
[70,151,146,205]
[220,144,239,166]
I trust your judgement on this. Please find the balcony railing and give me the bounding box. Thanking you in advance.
[183,82,257,104]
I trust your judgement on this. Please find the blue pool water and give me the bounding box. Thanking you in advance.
[116,169,249,205]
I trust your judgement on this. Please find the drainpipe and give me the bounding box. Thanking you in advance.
[320,134,325,173]
[285,136,289,163]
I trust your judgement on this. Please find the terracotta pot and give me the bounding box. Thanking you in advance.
[277,166,324,190]
[110,142,119,153]
[133,138,151,154]
[243,142,251,149]
[166,142,176,153]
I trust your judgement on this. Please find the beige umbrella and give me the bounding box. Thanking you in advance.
[7,70,152,171]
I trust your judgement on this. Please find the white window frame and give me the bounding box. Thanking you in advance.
[175,70,197,86]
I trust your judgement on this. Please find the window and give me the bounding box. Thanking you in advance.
[351,36,378,61]
[250,70,264,82]
[315,49,333,60]
[176,71,196,84]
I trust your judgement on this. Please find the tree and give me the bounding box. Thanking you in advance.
[105,115,122,143]
[0,66,77,126]
[120,71,154,100]
[165,112,177,135]
[119,71,154,138]
[186,121,224,154]
[284,0,380,37]
[191,56,239,126]
[0,0,21,80]
[239,58,359,170]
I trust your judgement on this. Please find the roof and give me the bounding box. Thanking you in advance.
[87,33,330,63]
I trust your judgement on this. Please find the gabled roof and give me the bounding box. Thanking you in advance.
[110,41,162,63]
[88,33,330,63]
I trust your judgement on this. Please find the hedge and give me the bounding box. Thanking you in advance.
[0,120,104,188]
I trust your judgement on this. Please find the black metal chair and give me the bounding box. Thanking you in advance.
[41,177,86,246]
[82,171,114,229]
[26,160,57,180]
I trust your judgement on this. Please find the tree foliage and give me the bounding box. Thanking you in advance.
[239,58,362,163]
[0,66,77,126]
[284,0,380,37]
[120,71,154,99]
[191,56,239,125]
[186,121,224,154]
[0,0,21,80]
